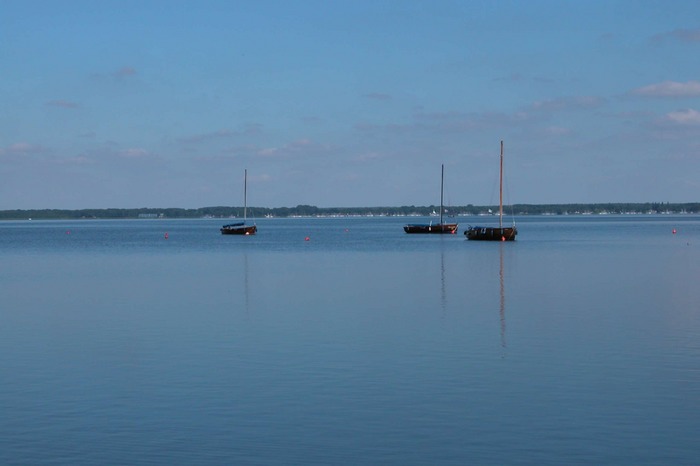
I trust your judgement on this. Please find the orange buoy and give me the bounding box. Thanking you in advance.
[305,236,310,241]
[672,229,677,234]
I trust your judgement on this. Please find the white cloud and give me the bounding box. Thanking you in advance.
[257,139,317,158]
[257,147,279,157]
[1,142,44,155]
[665,109,700,125]
[632,81,700,97]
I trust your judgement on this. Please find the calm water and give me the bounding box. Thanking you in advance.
[1,216,699,465]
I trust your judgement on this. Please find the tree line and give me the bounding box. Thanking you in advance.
[1,202,698,220]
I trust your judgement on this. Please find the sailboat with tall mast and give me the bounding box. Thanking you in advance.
[221,169,257,235]
[465,141,517,241]
[404,164,458,234]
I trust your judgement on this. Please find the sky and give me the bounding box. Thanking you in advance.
[1,0,700,209]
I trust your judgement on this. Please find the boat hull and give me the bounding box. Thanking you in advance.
[221,224,257,235]
[465,226,517,241]
[404,223,458,234]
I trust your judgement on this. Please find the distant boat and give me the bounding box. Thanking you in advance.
[404,164,458,234]
[221,169,257,235]
[465,141,517,241]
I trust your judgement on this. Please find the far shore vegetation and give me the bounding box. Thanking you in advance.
[1,203,699,220]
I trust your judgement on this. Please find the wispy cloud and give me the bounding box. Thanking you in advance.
[664,109,700,125]
[57,155,95,166]
[0,142,45,156]
[118,148,150,158]
[543,126,572,136]
[180,129,235,144]
[46,99,79,109]
[352,151,385,162]
[301,116,323,124]
[598,32,617,43]
[249,173,272,183]
[493,73,557,84]
[355,110,534,136]
[114,66,136,78]
[353,99,594,141]
[363,92,392,101]
[651,28,700,44]
[354,121,419,134]
[71,146,162,168]
[530,96,605,112]
[492,73,524,83]
[631,80,700,97]
[179,124,262,144]
[258,139,310,157]
[91,66,138,82]
[256,139,329,158]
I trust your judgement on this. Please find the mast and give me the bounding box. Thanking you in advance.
[243,169,248,222]
[499,141,503,229]
[440,164,444,224]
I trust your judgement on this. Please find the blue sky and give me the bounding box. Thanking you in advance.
[1,0,699,209]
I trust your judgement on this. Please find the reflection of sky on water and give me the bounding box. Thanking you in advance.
[1,216,700,465]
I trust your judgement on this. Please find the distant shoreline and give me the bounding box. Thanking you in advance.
[1,202,699,220]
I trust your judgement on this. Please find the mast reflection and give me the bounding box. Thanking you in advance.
[440,246,447,315]
[499,243,506,349]
[244,253,250,315]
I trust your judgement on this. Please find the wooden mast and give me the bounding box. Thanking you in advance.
[440,164,444,224]
[243,169,248,223]
[499,141,503,229]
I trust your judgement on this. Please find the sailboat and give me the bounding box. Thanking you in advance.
[404,164,458,234]
[465,141,517,241]
[221,169,257,235]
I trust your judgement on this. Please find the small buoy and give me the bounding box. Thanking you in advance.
[164,232,169,239]
[305,236,310,241]
[66,230,71,235]
[672,229,677,234]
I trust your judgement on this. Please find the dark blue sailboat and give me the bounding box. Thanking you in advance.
[221,169,257,235]
[404,164,458,234]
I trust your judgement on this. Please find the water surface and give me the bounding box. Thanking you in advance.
[1,216,699,465]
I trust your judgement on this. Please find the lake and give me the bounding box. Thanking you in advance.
[1,215,699,465]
